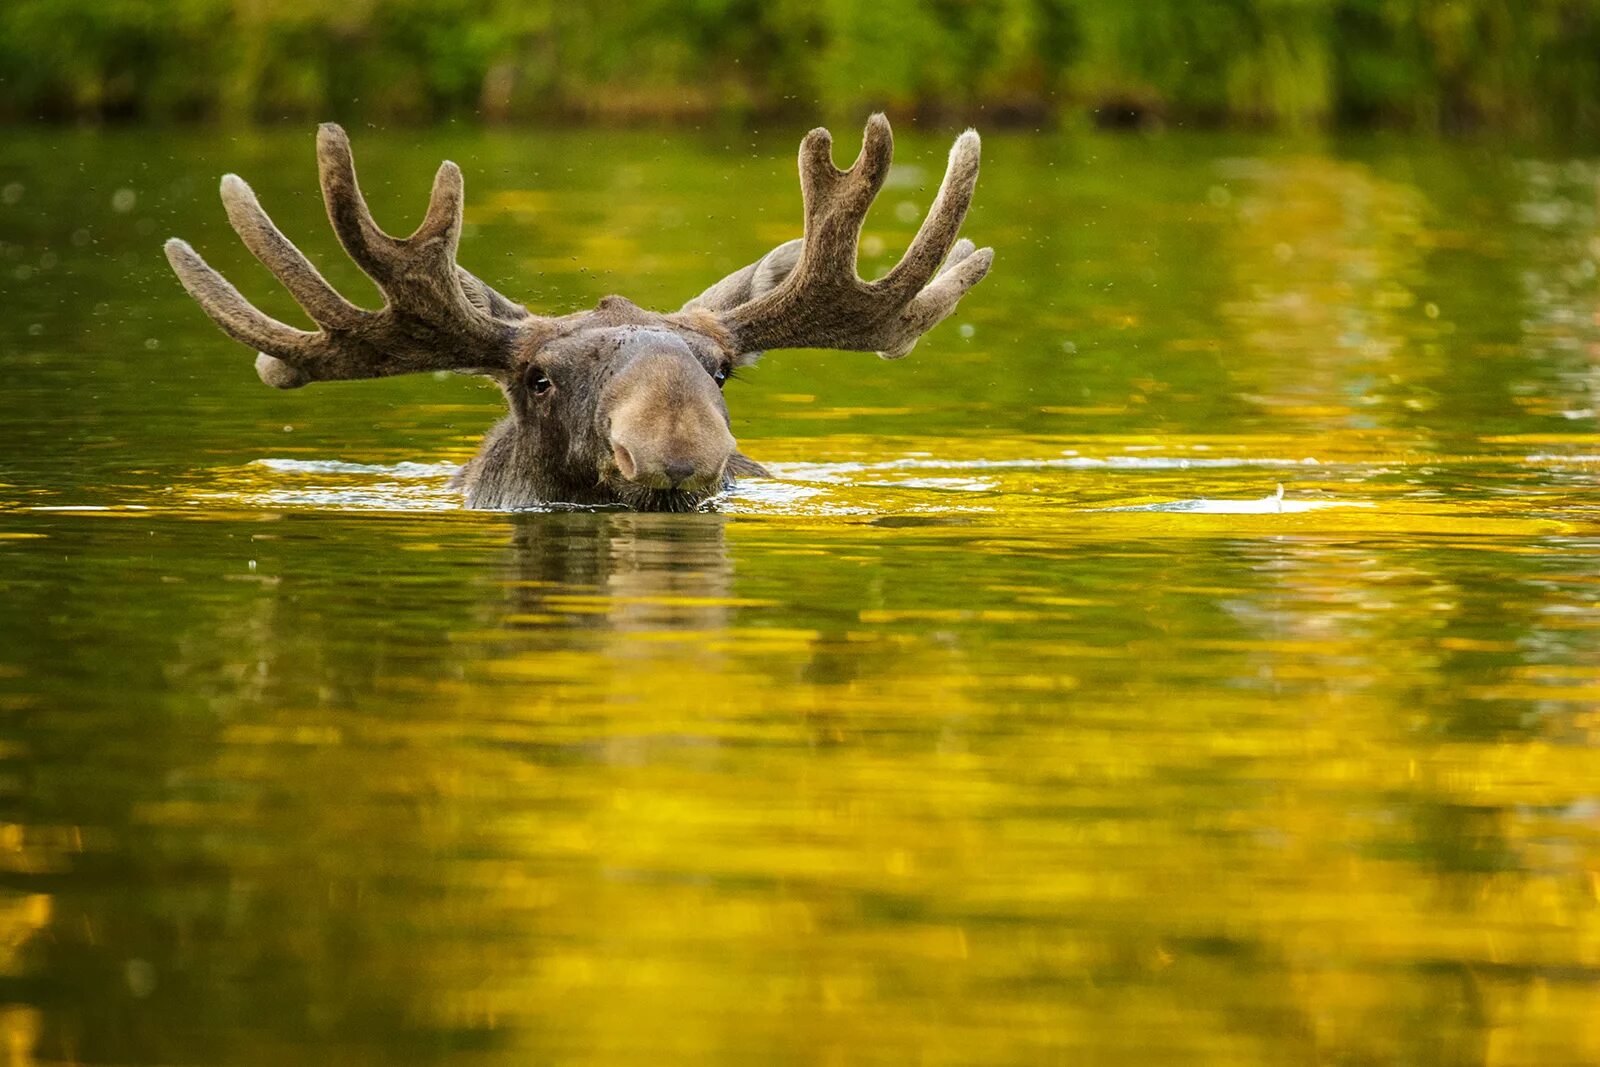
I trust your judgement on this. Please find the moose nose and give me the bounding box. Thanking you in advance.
[663,461,695,487]
[602,340,738,493]
[612,442,638,480]
[608,424,733,492]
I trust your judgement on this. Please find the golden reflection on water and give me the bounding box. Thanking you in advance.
[2,128,1600,1064]
[9,482,1599,1063]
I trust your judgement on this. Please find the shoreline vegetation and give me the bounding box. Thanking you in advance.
[3,1,1598,134]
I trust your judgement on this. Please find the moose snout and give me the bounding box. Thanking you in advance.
[609,424,733,491]
[601,336,739,495]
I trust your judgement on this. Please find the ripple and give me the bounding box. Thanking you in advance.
[1097,492,1376,515]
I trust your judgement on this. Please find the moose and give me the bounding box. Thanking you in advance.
[165,116,992,511]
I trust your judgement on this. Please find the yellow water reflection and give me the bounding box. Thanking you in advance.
[6,500,1588,1064]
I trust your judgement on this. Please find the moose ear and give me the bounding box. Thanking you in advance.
[748,239,802,297]
[681,239,803,367]
[681,239,802,318]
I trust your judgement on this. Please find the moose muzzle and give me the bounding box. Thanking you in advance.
[602,335,736,493]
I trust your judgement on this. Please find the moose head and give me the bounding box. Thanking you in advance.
[165,116,992,511]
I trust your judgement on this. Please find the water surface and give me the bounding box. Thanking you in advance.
[1,126,1598,1065]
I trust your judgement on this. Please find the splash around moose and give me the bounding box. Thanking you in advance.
[165,116,993,512]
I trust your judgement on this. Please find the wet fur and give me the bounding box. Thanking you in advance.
[453,311,768,511]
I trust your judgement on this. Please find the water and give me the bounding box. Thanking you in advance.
[2,125,1599,1064]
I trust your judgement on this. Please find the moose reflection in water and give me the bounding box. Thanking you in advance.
[502,512,737,634]
[165,117,993,512]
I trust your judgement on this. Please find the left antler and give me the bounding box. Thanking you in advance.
[165,123,538,389]
[705,114,993,360]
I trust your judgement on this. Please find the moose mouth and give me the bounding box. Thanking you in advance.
[599,471,726,513]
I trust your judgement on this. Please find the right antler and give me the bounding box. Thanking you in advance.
[710,114,993,360]
[165,124,537,389]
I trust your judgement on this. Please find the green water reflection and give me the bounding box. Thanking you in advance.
[1,126,1598,1065]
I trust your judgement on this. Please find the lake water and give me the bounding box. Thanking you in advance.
[2,124,1598,1064]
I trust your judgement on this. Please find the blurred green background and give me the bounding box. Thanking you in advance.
[3,0,1598,134]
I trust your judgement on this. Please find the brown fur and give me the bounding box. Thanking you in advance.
[165,117,990,511]
[455,319,760,510]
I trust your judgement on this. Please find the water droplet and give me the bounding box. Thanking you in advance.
[111,188,137,213]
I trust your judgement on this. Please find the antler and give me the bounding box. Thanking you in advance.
[708,114,992,360]
[165,124,535,389]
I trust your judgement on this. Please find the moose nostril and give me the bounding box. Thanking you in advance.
[612,443,637,479]
[663,461,695,487]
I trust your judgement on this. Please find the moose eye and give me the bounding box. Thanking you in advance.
[528,367,553,395]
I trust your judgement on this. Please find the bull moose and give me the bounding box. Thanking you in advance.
[165,116,992,511]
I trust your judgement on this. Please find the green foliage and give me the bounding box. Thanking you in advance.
[2,0,1598,131]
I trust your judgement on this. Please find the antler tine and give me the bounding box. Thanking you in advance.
[712,115,993,361]
[219,174,364,329]
[416,159,465,253]
[883,237,994,358]
[879,129,981,295]
[315,123,404,284]
[164,237,322,361]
